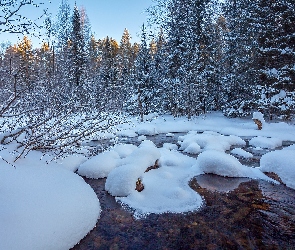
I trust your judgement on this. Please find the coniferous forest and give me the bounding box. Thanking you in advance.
[0,0,294,156]
[1,1,295,249]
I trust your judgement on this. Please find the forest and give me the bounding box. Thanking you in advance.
[1,1,295,249]
[1,0,294,159]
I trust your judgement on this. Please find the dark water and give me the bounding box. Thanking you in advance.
[72,134,295,250]
[72,176,295,250]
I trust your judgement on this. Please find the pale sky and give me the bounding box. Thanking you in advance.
[0,0,154,46]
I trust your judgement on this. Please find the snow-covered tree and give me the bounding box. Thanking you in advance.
[256,0,295,119]
[68,4,87,86]
[129,24,154,121]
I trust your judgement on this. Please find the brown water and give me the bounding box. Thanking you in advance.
[72,176,295,250]
[72,134,295,249]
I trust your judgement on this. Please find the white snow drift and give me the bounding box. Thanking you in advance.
[260,148,295,189]
[0,165,100,250]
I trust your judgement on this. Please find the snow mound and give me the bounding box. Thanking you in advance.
[166,133,174,137]
[194,150,276,182]
[249,136,282,149]
[138,135,147,141]
[116,129,137,138]
[231,148,253,158]
[260,149,295,189]
[117,149,202,218]
[252,111,265,124]
[179,131,245,152]
[0,166,100,250]
[105,140,161,197]
[112,143,137,158]
[163,143,178,151]
[78,150,120,179]
[137,124,158,136]
[183,142,201,154]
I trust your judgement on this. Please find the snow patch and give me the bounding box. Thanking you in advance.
[249,136,282,149]
[105,140,160,197]
[193,150,276,183]
[0,165,100,250]
[78,150,120,179]
[231,148,253,158]
[260,149,295,189]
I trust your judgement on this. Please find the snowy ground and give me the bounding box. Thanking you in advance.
[1,112,295,249]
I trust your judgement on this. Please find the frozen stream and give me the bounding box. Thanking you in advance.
[72,133,295,249]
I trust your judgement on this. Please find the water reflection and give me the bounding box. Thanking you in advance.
[195,174,249,193]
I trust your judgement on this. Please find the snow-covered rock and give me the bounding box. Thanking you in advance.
[249,136,282,149]
[163,143,178,151]
[117,148,203,218]
[178,131,245,152]
[252,111,265,123]
[112,143,137,158]
[260,149,295,189]
[105,140,161,197]
[231,148,253,158]
[78,150,120,179]
[183,142,201,154]
[193,150,276,183]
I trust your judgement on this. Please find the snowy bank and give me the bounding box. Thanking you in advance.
[193,150,276,183]
[0,165,101,250]
[260,148,295,189]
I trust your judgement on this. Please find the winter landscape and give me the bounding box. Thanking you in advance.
[1,0,295,249]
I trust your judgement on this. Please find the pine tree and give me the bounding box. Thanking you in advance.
[55,0,72,50]
[149,28,167,113]
[98,37,121,109]
[161,0,211,118]
[69,4,87,86]
[256,0,295,119]
[54,0,72,86]
[131,24,154,121]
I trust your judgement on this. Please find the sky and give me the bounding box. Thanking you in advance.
[0,0,154,47]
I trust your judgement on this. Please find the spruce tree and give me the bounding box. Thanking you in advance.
[256,0,295,119]
[132,24,154,121]
[69,4,87,86]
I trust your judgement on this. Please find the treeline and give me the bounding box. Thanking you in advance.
[1,0,294,122]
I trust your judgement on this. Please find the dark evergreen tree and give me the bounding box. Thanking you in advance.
[69,4,87,86]
[98,37,121,109]
[221,0,260,117]
[256,0,295,119]
[161,0,211,118]
[130,24,154,121]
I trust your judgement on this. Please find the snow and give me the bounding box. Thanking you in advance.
[0,165,100,250]
[166,132,174,137]
[117,112,295,141]
[0,144,100,250]
[193,150,276,183]
[112,143,137,158]
[116,129,137,138]
[178,131,245,152]
[117,148,203,218]
[1,111,295,245]
[105,140,161,197]
[78,150,120,179]
[163,143,178,151]
[231,148,253,158]
[252,111,265,123]
[183,142,201,154]
[260,149,295,189]
[137,124,158,136]
[249,136,282,149]
[138,135,147,141]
